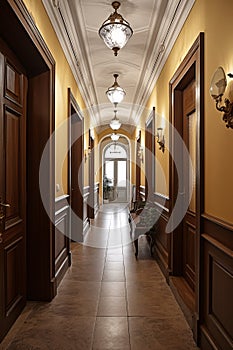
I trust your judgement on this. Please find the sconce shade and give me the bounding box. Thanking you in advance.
[210,66,227,99]
[210,67,233,129]
[156,127,165,152]
[99,1,133,56]
[110,110,121,130]
[106,74,126,105]
[111,133,120,141]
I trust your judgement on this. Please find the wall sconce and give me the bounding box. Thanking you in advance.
[210,66,233,129]
[156,127,165,152]
[84,146,91,162]
[137,146,144,163]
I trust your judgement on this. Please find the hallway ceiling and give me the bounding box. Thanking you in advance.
[42,0,195,134]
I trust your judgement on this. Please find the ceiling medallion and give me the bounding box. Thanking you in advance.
[99,1,133,56]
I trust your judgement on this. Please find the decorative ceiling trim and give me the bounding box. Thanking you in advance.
[133,0,196,123]
[42,0,100,125]
[43,0,195,128]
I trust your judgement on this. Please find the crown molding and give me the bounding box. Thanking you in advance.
[42,0,100,125]
[133,0,196,124]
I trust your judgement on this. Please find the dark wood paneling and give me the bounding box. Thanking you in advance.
[0,45,27,342]
[0,0,51,76]
[153,193,170,279]
[27,70,55,301]
[169,33,204,343]
[5,237,24,313]
[55,195,71,287]
[200,215,233,350]
[5,60,21,106]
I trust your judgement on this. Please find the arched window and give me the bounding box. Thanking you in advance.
[104,143,127,159]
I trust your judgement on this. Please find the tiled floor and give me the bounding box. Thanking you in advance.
[1,204,199,349]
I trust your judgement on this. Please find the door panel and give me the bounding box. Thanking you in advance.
[70,103,83,243]
[0,51,27,340]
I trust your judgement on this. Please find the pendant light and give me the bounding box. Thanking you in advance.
[110,110,121,130]
[111,133,120,141]
[99,1,133,56]
[106,74,126,106]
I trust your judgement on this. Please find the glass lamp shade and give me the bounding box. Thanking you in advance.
[210,66,227,100]
[106,77,126,105]
[111,133,120,141]
[99,1,133,56]
[110,117,121,130]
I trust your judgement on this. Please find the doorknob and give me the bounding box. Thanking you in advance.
[0,202,10,208]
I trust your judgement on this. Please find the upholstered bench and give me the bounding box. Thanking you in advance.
[128,202,158,258]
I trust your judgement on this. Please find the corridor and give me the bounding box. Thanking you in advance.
[1,205,198,350]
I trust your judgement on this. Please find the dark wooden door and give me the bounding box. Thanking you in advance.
[136,130,141,200]
[69,96,83,243]
[88,131,95,219]
[0,49,27,339]
[182,80,196,291]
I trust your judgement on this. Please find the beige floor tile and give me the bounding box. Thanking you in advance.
[1,204,198,350]
[97,296,127,316]
[100,282,126,297]
[129,317,198,350]
[102,269,125,282]
[7,316,96,350]
[93,317,130,349]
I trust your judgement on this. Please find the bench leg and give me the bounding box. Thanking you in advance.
[134,239,138,258]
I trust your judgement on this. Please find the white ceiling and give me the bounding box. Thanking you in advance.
[43,0,195,134]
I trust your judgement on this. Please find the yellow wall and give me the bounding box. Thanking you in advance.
[146,0,233,224]
[23,0,90,194]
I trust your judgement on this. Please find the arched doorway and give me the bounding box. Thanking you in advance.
[103,142,129,203]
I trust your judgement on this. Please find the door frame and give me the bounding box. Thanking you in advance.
[145,107,155,200]
[68,88,84,241]
[103,142,129,203]
[0,0,55,299]
[88,129,95,219]
[169,33,204,341]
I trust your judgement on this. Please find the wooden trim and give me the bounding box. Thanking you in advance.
[202,234,233,258]
[169,33,204,343]
[202,213,233,250]
[3,0,56,302]
[145,107,155,197]
[8,0,55,67]
[200,213,233,350]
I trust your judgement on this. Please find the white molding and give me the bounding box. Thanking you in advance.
[42,0,99,125]
[134,0,196,124]
[42,0,195,128]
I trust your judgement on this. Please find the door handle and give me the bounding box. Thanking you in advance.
[0,233,2,243]
[0,214,5,220]
[0,202,10,208]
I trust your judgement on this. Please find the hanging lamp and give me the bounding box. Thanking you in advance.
[106,74,126,106]
[99,1,133,56]
[111,133,120,141]
[109,110,121,130]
